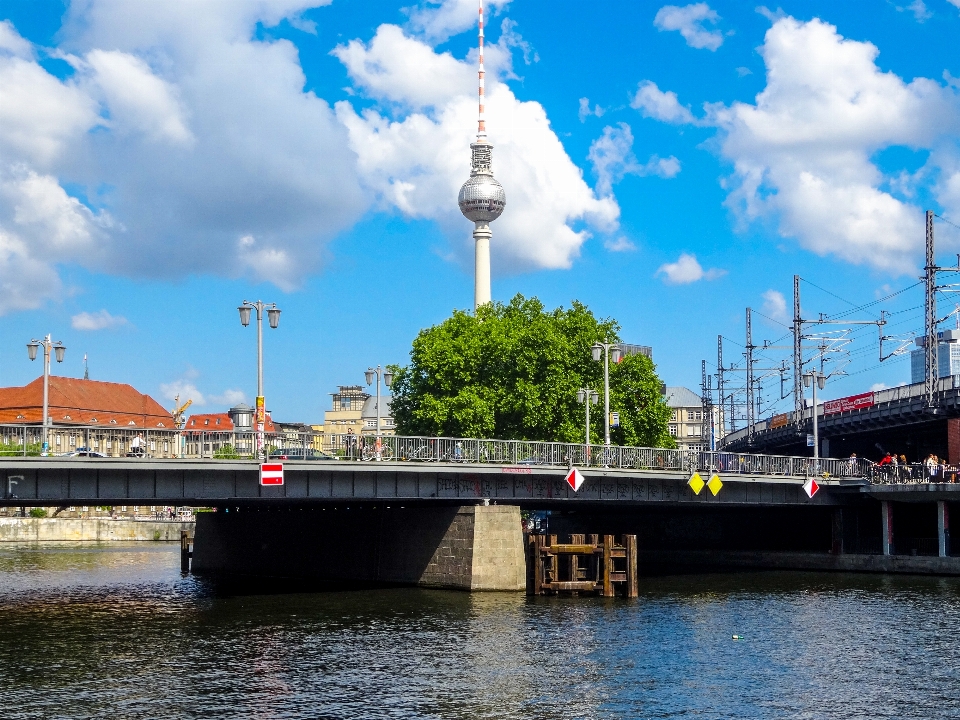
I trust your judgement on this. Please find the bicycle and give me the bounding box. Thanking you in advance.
[361,438,394,461]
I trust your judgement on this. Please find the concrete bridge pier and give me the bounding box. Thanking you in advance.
[191,503,526,591]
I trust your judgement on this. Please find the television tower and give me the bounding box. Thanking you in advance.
[458,0,506,311]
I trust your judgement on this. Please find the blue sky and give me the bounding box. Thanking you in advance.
[2,0,960,424]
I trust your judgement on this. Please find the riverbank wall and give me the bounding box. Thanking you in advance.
[0,518,195,542]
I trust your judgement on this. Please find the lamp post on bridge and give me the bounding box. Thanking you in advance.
[803,369,827,464]
[27,335,66,456]
[591,342,621,447]
[239,300,281,460]
[576,387,599,455]
[365,365,393,460]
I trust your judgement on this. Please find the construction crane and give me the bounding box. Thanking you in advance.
[172,394,193,429]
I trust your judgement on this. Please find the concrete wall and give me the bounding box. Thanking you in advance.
[191,504,525,591]
[0,517,195,542]
[641,549,960,576]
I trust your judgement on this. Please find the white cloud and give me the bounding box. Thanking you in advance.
[406,0,511,43]
[656,252,725,284]
[578,97,604,122]
[334,23,619,272]
[736,66,752,77]
[640,16,960,274]
[159,379,205,406]
[71,309,128,331]
[588,123,680,196]
[82,49,192,144]
[710,17,960,273]
[760,289,788,324]
[631,80,697,124]
[950,0,960,9]
[209,389,247,407]
[604,236,636,252]
[0,1,365,313]
[654,3,724,51]
[899,0,932,22]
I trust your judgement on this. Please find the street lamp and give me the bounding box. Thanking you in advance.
[576,387,599,448]
[591,341,621,447]
[365,365,393,460]
[27,335,65,455]
[239,300,281,459]
[803,369,827,463]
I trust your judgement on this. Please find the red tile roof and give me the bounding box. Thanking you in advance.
[184,412,276,433]
[0,376,174,429]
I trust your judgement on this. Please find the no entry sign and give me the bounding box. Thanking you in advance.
[260,463,284,486]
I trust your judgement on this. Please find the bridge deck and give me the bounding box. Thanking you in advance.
[1,459,847,507]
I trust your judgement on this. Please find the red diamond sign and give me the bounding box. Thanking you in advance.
[565,467,585,492]
[803,477,819,499]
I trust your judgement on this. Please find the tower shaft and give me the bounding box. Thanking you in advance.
[474,223,491,309]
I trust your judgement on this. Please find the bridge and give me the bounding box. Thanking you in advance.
[3,434,959,590]
[719,376,960,462]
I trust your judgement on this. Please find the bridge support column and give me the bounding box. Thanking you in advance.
[831,508,844,555]
[949,419,960,466]
[938,501,951,558]
[882,501,894,556]
[191,504,526,591]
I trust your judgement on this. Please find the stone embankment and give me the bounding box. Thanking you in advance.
[0,518,195,542]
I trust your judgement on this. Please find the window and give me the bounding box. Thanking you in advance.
[215,418,221,425]
[56,435,61,446]
[669,425,678,437]
[365,419,376,427]
[204,419,209,426]
[150,441,156,450]
[687,426,701,436]
[70,436,76,446]
[670,410,677,421]
[163,442,169,451]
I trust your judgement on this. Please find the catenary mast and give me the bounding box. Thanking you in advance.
[458,0,506,311]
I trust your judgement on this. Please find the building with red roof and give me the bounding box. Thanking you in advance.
[0,376,178,457]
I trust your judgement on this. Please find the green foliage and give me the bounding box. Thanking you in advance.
[152,529,162,541]
[29,507,48,518]
[0,442,41,457]
[213,444,241,459]
[390,294,675,447]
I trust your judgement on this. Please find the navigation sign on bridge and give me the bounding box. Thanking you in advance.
[565,467,584,492]
[260,463,284,486]
[803,477,819,499]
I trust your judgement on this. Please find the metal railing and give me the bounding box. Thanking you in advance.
[867,462,960,485]
[1,423,873,479]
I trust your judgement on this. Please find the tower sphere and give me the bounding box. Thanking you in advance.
[458,174,506,223]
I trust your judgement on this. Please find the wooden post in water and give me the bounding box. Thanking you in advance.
[548,534,558,585]
[602,535,614,597]
[625,534,638,598]
[180,530,191,574]
[569,533,584,594]
[533,534,544,594]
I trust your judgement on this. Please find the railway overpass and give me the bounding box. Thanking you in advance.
[719,376,960,463]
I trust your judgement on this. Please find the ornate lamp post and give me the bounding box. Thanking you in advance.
[239,300,281,460]
[27,335,66,455]
[365,365,393,460]
[591,342,622,447]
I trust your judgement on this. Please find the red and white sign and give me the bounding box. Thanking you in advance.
[260,463,284,486]
[565,467,585,492]
[803,477,819,499]
[823,392,874,415]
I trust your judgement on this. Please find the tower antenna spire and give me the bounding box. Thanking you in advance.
[458,0,505,311]
[477,0,486,139]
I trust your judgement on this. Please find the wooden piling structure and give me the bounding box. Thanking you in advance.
[526,533,638,598]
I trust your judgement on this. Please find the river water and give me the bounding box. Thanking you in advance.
[1,543,959,719]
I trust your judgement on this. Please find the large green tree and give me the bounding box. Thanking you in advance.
[390,295,675,447]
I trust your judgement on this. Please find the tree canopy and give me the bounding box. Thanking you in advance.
[389,295,675,447]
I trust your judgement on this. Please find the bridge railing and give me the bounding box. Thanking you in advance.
[2,423,872,479]
[866,462,960,484]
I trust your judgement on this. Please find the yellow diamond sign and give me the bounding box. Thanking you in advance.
[688,472,705,495]
[707,474,723,496]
